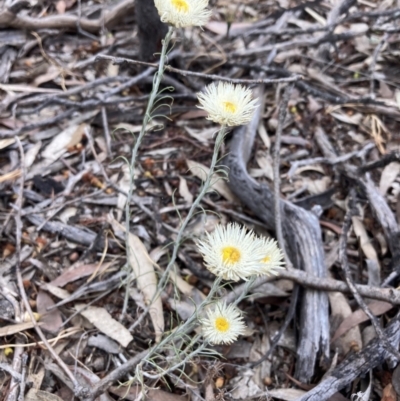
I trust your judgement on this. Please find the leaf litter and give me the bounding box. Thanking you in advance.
[1,0,400,399]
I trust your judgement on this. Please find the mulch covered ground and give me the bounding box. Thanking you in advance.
[1,0,400,400]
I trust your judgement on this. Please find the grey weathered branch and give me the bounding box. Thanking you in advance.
[294,313,400,401]
[225,88,329,382]
[0,0,134,31]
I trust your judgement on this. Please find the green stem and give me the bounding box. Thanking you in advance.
[128,125,228,331]
[122,26,174,319]
[157,126,228,290]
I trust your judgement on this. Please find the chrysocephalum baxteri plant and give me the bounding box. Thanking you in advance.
[197,223,284,281]
[122,0,212,318]
[196,224,284,344]
[202,302,246,345]
[154,0,211,28]
[123,0,284,389]
[197,81,259,126]
[256,236,285,276]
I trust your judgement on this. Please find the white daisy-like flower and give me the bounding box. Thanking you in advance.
[202,302,246,345]
[197,223,267,281]
[253,237,285,276]
[197,82,258,127]
[154,0,211,28]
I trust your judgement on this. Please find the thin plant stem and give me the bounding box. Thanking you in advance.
[121,26,174,320]
[125,278,223,387]
[129,126,228,332]
[157,126,228,289]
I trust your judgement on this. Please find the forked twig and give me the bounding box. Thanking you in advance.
[96,54,303,85]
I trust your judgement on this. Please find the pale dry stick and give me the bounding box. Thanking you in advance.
[13,138,88,398]
[288,142,375,179]
[359,150,400,173]
[317,0,356,61]
[234,29,365,58]
[96,54,303,85]
[101,106,112,156]
[241,6,400,39]
[250,83,298,369]
[223,269,400,305]
[273,83,294,268]
[0,363,22,381]
[18,76,135,107]
[17,354,28,401]
[369,33,389,99]
[0,0,135,31]
[340,193,400,360]
[0,328,82,351]
[7,344,23,401]
[0,109,75,138]
[30,31,68,91]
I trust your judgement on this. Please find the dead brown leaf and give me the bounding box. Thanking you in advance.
[50,262,113,287]
[379,162,400,195]
[331,300,393,343]
[329,292,362,355]
[381,383,396,401]
[36,291,63,334]
[75,303,133,347]
[179,175,193,204]
[42,123,86,162]
[187,159,236,202]
[205,21,252,35]
[56,0,66,13]
[352,216,379,262]
[108,215,164,342]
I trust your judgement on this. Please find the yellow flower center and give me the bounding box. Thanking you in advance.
[262,255,271,263]
[222,246,241,264]
[171,0,189,13]
[215,317,230,332]
[222,101,237,114]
